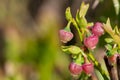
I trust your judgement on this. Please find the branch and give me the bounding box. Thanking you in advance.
[104,56,118,80]
[117,56,120,79]
[88,53,109,80]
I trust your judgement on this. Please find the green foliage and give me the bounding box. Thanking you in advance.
[65,7,72,21]
[103,18,120,48]
[105,38,113,43]
[1,0,120,80]
[79,2,89,17]
[62,46,81,54]
[63,2,110,80]
[76,2,89,28]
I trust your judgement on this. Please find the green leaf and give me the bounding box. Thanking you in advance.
[79,16,88,28]
[65,7,72,21]
[61,46,81,54]
[72,54,78,59]
[103,18,114,36]
[117,49,120,53]
[75,2,89,28]
[76,10,88,28]
[87,22,94,27]
[112,34,120,47]
[71,18,83,41]
[103,18,120,48]
[105,38,113,43]
[79,2,89,17]
[105,44,112,51]
[76,10,80,27]
[113,25,120,35]
[61,46,70,54]
[106,50,112,56]
[111,47,118,55]
[75,54,84,64]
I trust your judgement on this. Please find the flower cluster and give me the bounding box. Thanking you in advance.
[59,2,120,80]
[103,19,120,64]
[84,22,104,50]
[69,61,94,75]
[59,2,105,79]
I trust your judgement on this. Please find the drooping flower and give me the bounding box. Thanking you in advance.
[59,30,73,43]
[69,62,82,75]
[92,22,104,36]
[84,34,99,50]
[82,62,94,75]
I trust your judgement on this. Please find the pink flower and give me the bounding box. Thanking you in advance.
[92,22,104,36]
[84,34,99,50]
[69,62,83,75]
[59,30,73,43]
[82,63,94,75]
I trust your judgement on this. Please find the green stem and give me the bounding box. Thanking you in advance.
[79,48,87,58]
[79,72,89,80]
[71,18,83,41]
[64,21,72,32]
[87,53,109,80]
[75,54,82,64]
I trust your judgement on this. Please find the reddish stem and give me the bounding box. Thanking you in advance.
[104,56,118,80]
[117,56,120,80]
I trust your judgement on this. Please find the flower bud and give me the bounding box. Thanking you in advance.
[68,46,81,54]
[108,54,118,63]
[92,22,104,36]
[82,63,94,75]
[69,62,82,75]
[59,30,73,43]
[84,34,99,50]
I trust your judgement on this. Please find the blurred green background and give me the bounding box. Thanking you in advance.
[0,0,120,80]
